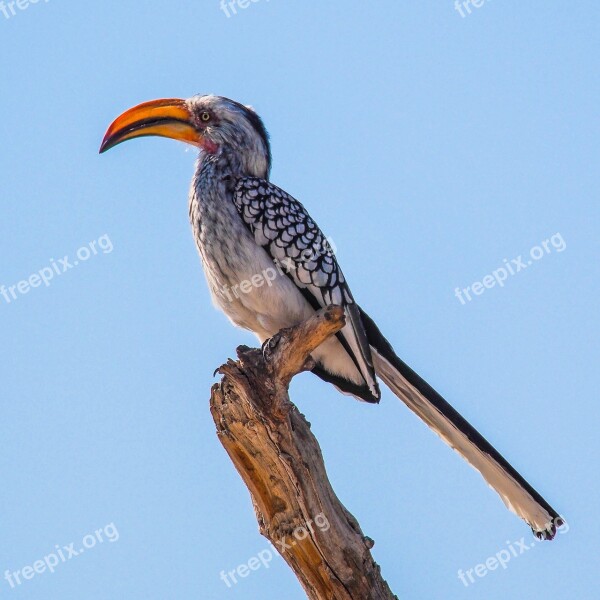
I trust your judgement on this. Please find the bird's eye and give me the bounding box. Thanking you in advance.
[201,112,211,122]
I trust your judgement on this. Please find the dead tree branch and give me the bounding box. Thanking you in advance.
[210,306,398,600]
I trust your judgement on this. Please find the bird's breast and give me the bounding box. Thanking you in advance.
[189,183,313,337]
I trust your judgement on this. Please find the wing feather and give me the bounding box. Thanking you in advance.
[233,176,380,400]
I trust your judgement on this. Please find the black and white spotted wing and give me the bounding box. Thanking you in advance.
[233,176,380,402]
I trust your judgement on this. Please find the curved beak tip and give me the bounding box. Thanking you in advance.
[99,133,117,154]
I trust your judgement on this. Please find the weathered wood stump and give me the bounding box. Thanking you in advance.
[210,306,398,600]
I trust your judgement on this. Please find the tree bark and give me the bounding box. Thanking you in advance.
[210,306,398,600]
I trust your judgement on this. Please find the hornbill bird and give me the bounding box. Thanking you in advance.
[100,95,563,540]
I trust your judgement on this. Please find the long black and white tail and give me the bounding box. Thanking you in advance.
[359,308,563,540]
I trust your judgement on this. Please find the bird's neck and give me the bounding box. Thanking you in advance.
[197,145,269,182]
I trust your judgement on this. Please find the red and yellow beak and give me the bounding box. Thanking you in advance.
[99,98,200,154]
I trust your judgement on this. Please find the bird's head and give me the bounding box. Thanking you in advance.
[100,95,271,178]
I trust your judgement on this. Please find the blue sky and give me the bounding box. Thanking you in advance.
[1,1,598,598]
